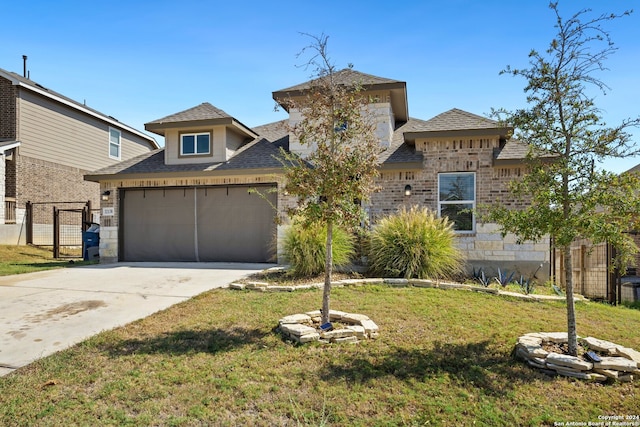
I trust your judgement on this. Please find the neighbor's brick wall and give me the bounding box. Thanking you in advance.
[370,136,550,279]
[0,76,17,140]
[15,154,100,208]
[4,154,16,198]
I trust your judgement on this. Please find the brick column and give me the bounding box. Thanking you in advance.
[0,152,5,224]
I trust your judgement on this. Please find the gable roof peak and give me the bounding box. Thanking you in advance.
[146,102,232,125]
[424,108,500,131]
[275,68,405,94]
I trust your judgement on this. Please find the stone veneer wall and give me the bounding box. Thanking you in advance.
[98,175,289,263]
[370,136,550,280]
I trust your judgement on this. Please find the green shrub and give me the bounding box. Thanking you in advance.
[368,206,464,279]
[282,220,354,277]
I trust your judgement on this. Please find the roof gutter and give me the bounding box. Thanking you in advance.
[1,70,159,149]
[0,141,21,153]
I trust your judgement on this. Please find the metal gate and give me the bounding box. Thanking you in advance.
[25,201,94,258]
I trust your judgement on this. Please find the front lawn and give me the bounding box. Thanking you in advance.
[0,285,638,426]
[0,245,86,276]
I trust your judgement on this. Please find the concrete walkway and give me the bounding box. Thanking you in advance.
[0,262,271,377]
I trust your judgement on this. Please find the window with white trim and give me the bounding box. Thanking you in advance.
[180,132,211,156]
[438,172,475,232]
[109,128,121,160]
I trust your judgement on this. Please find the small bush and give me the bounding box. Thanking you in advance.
[282,220,354,277]
[368,206,464,279]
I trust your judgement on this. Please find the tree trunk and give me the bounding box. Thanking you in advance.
[563,245,578,356]
[321,220,334,324]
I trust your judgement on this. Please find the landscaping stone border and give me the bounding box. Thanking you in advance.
[276,309,380,344]
[515,332,640,382]
[229,278,586,303]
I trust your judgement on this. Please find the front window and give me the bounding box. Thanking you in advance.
[438,172,475,232]
[109,128,121,160]
[181,132,210,156]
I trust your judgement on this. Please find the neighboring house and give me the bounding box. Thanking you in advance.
[85,69,550,279]
[0,67,159,244]
[553,163,640,302]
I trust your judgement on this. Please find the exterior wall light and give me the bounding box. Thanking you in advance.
[404,185,412,196]
[102,190,111,201]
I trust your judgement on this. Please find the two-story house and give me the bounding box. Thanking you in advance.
[0,66,159,244]
[85,69,550,280]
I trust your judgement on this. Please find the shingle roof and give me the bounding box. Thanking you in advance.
[0,68,158,148]
[275,68,404,94]
[420,108,500,132]
[85,120,290,181]
[494,139,530,160]
[146,102,232,125]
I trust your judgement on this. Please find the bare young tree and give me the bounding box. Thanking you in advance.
[489,3,640,355]
[278,34,381,324]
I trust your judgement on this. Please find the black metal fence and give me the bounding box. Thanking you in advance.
[25,201,96,258]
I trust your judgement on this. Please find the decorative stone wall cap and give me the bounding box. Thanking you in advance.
[329,310,347,321]
[595,368,627,379]
[298,333,320,343]
[279,314,312,325]
[360,319,380,334]
[246,281,269,288]
[516,342,548,358]
[341,313,371,323]
[346,325,366,338]
[438,282,470,290]
[582,336,619,352]
[338,279,365,285]
[321,329,355,339]
[384,278,409,285]
[470,286,499,294]
[409,279,435,288]
[594,356,638,372]
[267,286,296,292]
[539,332,574,343]
[305,310,322,317]
[518,335,543,346]
[546,364,593,380]
[358,278,385,284]
[613,346,640,364]
[280,323,317,337]
[546,352,593,371]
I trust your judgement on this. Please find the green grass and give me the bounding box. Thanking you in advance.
[1,284,638,426]
[0,245,89,276]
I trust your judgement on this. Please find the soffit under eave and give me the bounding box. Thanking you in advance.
[83,168,285,183]
[272,81,408,122]
[144,118,258,139]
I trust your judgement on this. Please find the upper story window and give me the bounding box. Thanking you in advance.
[438,172,475,232]
[109,128,121,160]
[180,132,211,156]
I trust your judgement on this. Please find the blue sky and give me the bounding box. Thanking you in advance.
[1,1,639,173]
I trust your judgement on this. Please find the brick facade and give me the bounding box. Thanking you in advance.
[370,136,550,280]
[0,76,17,140]
[16,154,99,207]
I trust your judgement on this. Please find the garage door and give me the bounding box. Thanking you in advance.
[120,185,277,262]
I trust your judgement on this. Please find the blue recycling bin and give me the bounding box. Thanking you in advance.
[82,231,100,261]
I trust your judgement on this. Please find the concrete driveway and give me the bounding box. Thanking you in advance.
[0,262,271,377]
